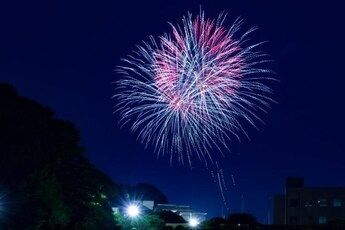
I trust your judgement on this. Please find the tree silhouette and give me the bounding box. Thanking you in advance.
[0,83,117,229]
[226,213,259,227]
[201,217,226,229]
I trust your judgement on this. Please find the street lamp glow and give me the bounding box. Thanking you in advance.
[126,204,140,218]
[189,218,199,228]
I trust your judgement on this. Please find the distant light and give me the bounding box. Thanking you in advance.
[189,218,199,228]
[126,204,140,218]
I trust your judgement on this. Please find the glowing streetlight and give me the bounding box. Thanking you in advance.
[188,217,199,228]
[126,204,140,218]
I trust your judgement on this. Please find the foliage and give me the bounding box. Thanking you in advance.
[140,214,165,230]
[226,213,259,227]
[115,213,165,230]
[0,83,118,229]
[27,166,72,226]
[201,217,226,229]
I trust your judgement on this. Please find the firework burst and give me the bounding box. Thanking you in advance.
[115,10,274,166]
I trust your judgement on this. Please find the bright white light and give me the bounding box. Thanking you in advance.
[189,218,199,227]
[126,204,140,218]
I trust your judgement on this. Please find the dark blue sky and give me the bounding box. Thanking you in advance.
[1,0,344,222]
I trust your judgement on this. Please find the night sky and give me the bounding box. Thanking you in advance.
[1,0,344,223]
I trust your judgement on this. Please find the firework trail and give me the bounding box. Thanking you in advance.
[210,163,233,212]
[231,174,236,187]
[115,10,273,165]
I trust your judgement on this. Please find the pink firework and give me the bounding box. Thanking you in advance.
[115,10,273,165]
[154,14,243,117]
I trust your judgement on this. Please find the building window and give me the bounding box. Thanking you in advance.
[318,216,327,224]
[333,199,342,207]
[304,200,313,207]
[318,199,327,207]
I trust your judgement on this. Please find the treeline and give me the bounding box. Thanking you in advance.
[0,83,118,229]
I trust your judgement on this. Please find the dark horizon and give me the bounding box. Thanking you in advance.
[1,0,344,222]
